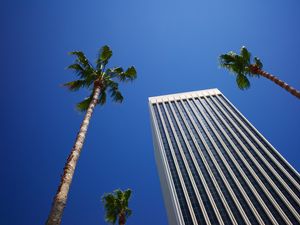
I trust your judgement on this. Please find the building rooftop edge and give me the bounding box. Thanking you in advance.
[148,88,221,103]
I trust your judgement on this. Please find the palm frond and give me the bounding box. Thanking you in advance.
[98,90,107,105]
[69,51,91,69]
[76,95,93,112]
[104,201,117,223]
[68,63,84,74]
[240,46,251,65]
[63,80,87,91]
[68,51,97,86]
[108,80,124,103]
[123,189,132,201]
[219,52,236,65]
[85,74,98,87]
[106,67,124,78]
[107,67,124,74]
[105,214,117,224]
[96,45,113,69]
[219,54,239,74]
[102,193,118,224]
[111,89,124,103]
[115,189,123,200]
[236,74,250,90]
[124,190,131,203]
[108,66,137,82]
[123,66,137,82]
[220,50,249,75]
[126,209,132,217]
[219,53,236,69]
[67,63,95,80]
[254,57,263,69]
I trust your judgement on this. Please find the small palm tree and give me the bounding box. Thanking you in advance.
[46,46,137,225]
[102,189,132,225]
[219,46,300,99]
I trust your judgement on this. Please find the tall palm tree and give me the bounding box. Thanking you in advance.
[46,46,137,225]
[102,189,132,225]
[219,46,300,99]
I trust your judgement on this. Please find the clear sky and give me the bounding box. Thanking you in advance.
[1,0,299,224]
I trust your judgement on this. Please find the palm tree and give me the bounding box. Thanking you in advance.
[219,46,300,99]
[102,189,132,225]
[46,46,137,225]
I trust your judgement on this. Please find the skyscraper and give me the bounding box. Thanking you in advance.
[149,88,300,225]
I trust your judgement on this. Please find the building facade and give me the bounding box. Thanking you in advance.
[149,89,300,225]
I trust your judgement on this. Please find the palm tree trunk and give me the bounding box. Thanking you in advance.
[46,84,101,225]
[119,212,126,225]
[250,65,300,99]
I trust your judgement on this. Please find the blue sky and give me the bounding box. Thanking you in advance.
[1,0,299,224]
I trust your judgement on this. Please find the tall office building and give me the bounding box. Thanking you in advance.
[149,89,300,225]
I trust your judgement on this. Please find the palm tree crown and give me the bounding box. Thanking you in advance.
[102,189,132,225]
[64,45,137,110]
[219,46,263,90]
[219,46,300,99]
